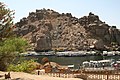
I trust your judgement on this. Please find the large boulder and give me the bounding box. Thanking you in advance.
[34,34,52,51]
[94,39,105,50]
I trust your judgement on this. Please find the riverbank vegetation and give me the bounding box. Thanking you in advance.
[7,59,36,72]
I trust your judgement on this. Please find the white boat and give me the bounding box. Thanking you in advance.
[82,59,115,68]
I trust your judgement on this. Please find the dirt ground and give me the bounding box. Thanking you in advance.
[0,71,82,80]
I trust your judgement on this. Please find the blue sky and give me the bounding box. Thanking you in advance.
[1,0,120,28]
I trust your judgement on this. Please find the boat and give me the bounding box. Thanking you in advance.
[82,59,115,68]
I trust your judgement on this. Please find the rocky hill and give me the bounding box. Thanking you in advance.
[15,9,120,51]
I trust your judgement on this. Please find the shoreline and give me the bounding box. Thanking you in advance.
[21,51,120,57]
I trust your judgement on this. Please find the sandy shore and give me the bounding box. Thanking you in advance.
[0,72,82,80]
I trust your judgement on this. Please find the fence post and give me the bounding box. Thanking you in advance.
[106,71,109,80]
[58,72,60,77]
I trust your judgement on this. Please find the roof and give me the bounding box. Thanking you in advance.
[68,65,74,68]
[97,60,112,63]
[83,61,89,64]
[116,61,120,63]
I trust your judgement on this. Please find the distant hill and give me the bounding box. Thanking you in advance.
[15,9,120,51]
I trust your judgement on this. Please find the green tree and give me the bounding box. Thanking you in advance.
[0,2,15,39]
[0,2,28,71]
[0,37,28,71]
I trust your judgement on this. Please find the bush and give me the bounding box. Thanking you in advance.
[7,59,36,72]
[0,37,28,71]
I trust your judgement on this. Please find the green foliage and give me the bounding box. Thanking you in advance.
[0,37,28,71]
[0,37,28,53]
[0,2,15,38]
[7,59,36,72]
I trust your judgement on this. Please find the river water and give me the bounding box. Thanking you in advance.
[24,55,120,69]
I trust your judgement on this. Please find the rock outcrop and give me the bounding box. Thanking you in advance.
[15,9,120,51]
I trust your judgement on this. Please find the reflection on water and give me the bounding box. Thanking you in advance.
[24,55,120,68]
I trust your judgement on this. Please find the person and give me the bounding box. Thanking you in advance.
[114,63,118,70]
[5,72,11,79]
[38,70,40,75]
[102,63,105,69]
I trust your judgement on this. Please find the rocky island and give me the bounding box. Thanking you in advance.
[15,9,120,52]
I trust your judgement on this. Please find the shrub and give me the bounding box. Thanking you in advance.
[7,59,36,72]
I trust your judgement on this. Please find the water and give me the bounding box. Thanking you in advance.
[24,55,120,69]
